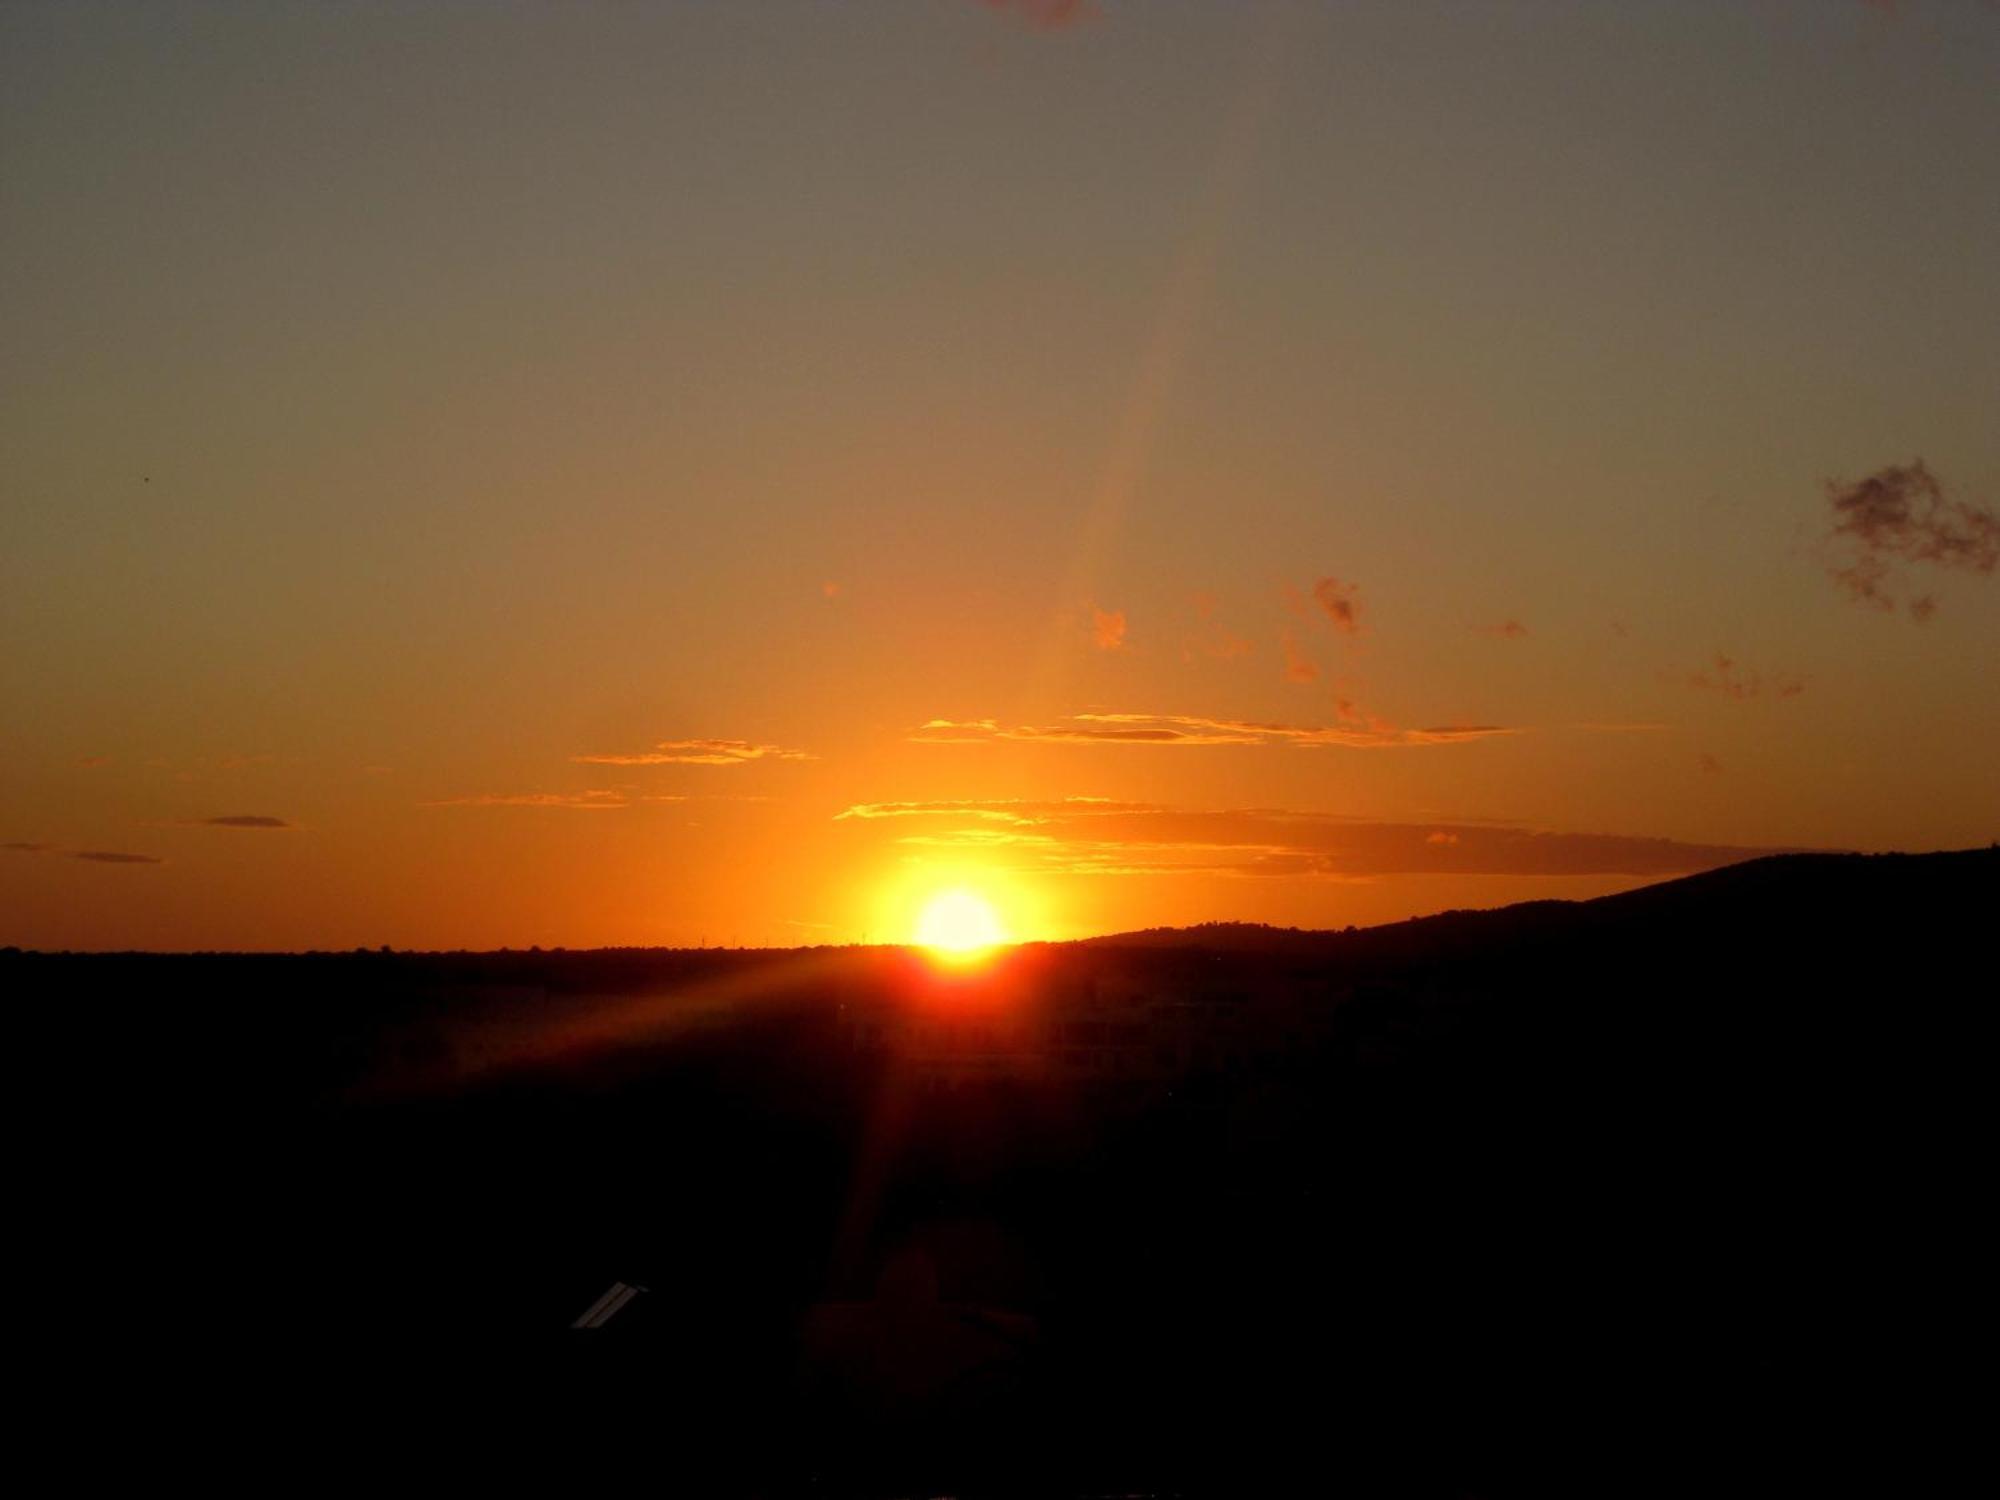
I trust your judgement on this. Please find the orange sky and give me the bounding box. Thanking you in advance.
[3,1,1996,950]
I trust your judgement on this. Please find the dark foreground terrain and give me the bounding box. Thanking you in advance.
[13,849,1993,1493]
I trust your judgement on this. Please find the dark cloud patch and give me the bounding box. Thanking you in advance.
[74,850,164,865]
[1822,460,1999,616]
[4,841,55,853]
[199,815,293,830]
[1311,577,1364,634]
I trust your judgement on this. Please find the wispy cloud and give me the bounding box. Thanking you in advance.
[195,815,294,830]
[1475,619,1529,639]
[423,790,635,810]
[836,798,1793,879]
[572,739,812,767]
[1821,460,1999,617]
[910,711,1516,750]
[10,840,168,863]
[838,797,1167,825]
[421,790,698,810]
[1184,592,1253,661]
[1186,630,1253,662]
[1311,576,1364,634]
[1280,629,1319,683]
[976,0,1092,30]
[1675,653,1805,701]
[1091,606,1128,651]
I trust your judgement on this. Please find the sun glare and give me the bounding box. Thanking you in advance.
[913,888,1010,962]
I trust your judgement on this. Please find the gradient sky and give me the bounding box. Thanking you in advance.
[4,0,1996,951]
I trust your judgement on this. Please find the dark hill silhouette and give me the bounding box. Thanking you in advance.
[10,846,1991,1492]
[1088,846,1991,954]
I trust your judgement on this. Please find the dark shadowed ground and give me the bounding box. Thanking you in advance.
[12,848,1991,1494]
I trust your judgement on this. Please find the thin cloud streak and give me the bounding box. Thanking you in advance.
[572,739,812,767]
[838,798,1799,880]
[838,797,1168,826]
[424,791,634,810]
[910,712,1517,750]
[10,840,169,863]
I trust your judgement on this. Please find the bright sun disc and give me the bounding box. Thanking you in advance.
[913,888,1009,960]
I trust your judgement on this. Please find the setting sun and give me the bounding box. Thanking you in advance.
[913,888,1010,960]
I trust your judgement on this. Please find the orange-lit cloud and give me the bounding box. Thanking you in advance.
[1475,619,1530,639]
[1311,576,1364,634]
[837,798,1794,878]
[423,790,637,810]
[1185,592,1253,660]
[1676,653,1805,701]
[1280,629,1319,683]
[1091,606,1128,651]
[1822,460,1998,615]
[976,0,1092,30]
[910,711,1516,749]
[1186,629,1253,662]
[572,739,812,767]
[838,797,1167,825]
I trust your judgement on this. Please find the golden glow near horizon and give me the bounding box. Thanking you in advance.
[912,888,1012,963]
[2,5,1997,951]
